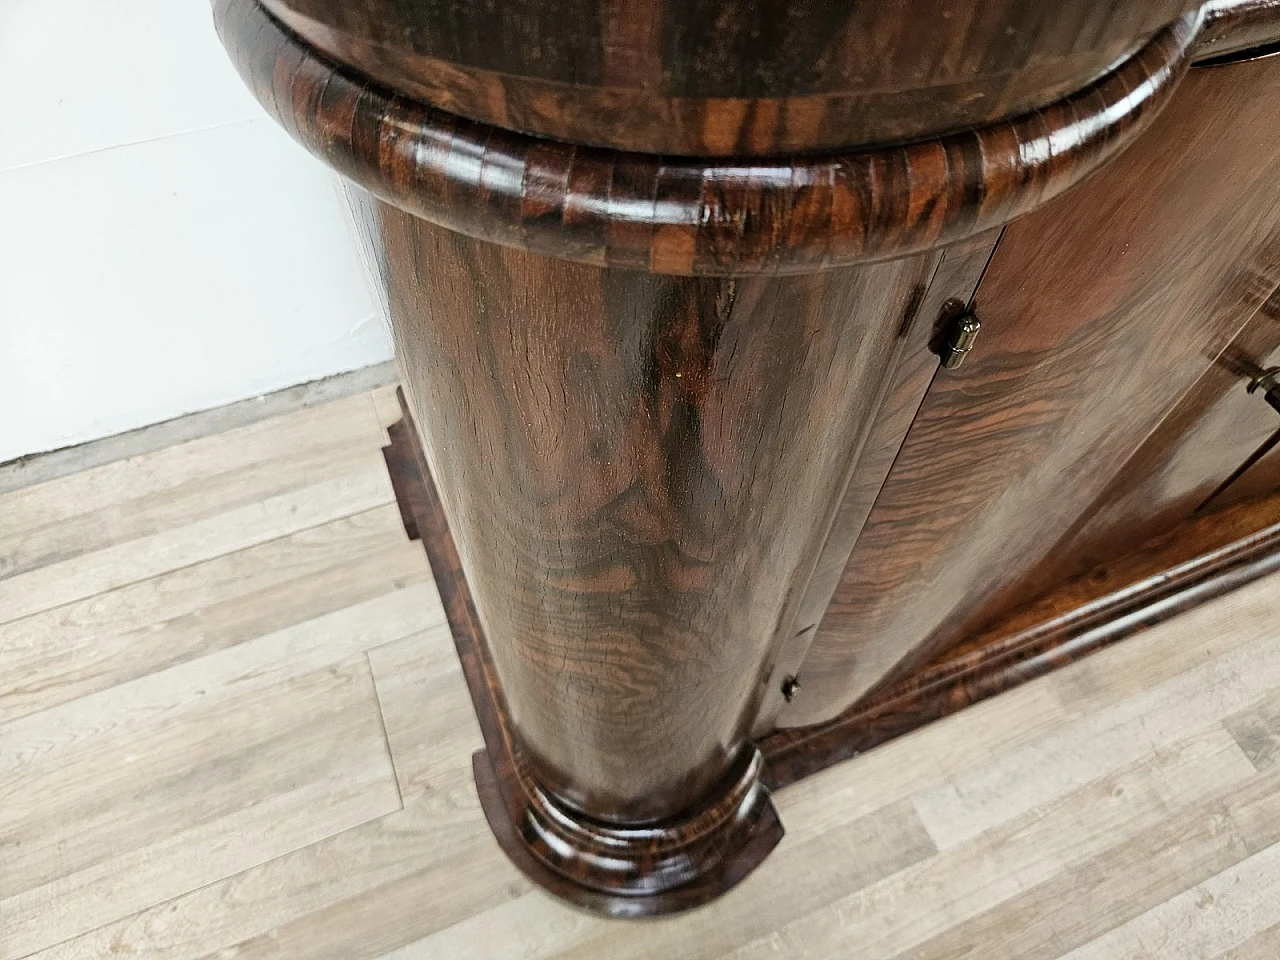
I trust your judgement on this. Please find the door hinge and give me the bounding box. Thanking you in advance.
[1248,366,1280,413]
[940,311,981,370]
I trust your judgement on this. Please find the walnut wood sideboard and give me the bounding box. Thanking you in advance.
[214,0,1280,916]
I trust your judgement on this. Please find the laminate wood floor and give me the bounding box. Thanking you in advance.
[4,385,1280,959]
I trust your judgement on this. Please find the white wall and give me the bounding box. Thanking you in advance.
[0,0,392,463]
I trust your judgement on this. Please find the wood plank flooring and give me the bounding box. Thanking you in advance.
[4,385,1280,959]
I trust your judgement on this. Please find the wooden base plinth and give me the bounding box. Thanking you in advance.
[759,488,1280,790]
[382,393,783,917]
[383,387,1280,912]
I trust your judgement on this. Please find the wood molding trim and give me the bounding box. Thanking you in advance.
[1199,0,1280,61]
[215,0,1199,276]
[245,1,1280,156]
[214,0,1280,918]
[253,0,1200,157]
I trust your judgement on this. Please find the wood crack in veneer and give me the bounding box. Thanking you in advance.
[213,0,1280,917]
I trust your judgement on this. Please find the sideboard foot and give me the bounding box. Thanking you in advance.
[383,388,783,915]
[474,747,783,917]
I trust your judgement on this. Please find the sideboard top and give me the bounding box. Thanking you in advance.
[257,0,1200,156]
[219,0,1203,276]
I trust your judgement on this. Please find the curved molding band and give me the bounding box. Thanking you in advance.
[1199,0,1280,60]
[487,746,782,913]
[254,0,1197,157]
[215,0,1200,276]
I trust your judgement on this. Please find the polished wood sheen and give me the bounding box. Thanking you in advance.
[382,403,783,915]
[762,486,1280,788]
[254,0,1200,156]
[754,228,1003,733]
[383,376,1280,901]
[18,391,1280,956]
[212,0,1280,917]
[215,0,1198,276]
[351,185,983,904]
[1200,0,1280,59]
[784,53,1280,727]
[1051,284,1280,553]
[363,197,938,824]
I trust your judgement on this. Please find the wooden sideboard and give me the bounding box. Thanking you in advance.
[214,0,1280,916]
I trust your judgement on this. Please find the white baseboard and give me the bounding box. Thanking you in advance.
[0,361,399,496]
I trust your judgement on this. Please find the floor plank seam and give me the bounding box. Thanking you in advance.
[0,499,400,631]
[368,650,407,812]
[8,799,410,960]
[9,383,1280,959]
[0,612,438,751]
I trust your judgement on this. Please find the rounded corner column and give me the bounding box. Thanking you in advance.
[210,0,1217,915]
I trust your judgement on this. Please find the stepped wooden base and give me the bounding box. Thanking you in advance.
[381,392,783,917]
[759,492,1280,789]
[382,387,1280,912]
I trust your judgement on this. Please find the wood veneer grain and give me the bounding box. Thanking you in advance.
[763,489,1280,786]
[383,397,784,915]
[754,228,1003,733]
[366,198,937,826]
[784,52,1280,727]
[255,0,1200,156]
[209,0,1280,917]
[214,0,1199,277]
[383,386,1280,912]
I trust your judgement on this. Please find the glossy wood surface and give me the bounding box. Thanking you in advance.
[752,228,1003,734]
[382,400,783,913]
[385,367,1280,914]
[1043,284,1280,570]
[354,188,952,835]
[783,55,1280,728]
[1200,0,1280,59]
[20,388,1280,957]
[255,0,1198,156]
[215,0,1197,277]
[763,486,1280,788]
[1201,382,1280,509]
[210,0,1280,915]
[1211,436,1280,510]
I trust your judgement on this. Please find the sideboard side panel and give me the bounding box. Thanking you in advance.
[783,55,1280,728]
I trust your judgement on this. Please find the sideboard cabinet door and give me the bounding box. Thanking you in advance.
[781,52,1280,728]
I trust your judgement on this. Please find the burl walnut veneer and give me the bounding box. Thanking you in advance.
[214,0,1280,915]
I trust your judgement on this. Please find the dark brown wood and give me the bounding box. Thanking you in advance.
[783,52,1280,728]
[761,487,1280,788]
[1192,290,1280,509]
[213,0,1280,918]
[345,166,1002,904]
[387,379,1280,857]
[1204,428,1280,512]
[365,193,944,827]
[384,392,783,916]
[1199,0,1280,60]
[215,0,1198,277]
[1042,283,1280,557]
[751,228,1004,735]
[255,0,1201,156]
